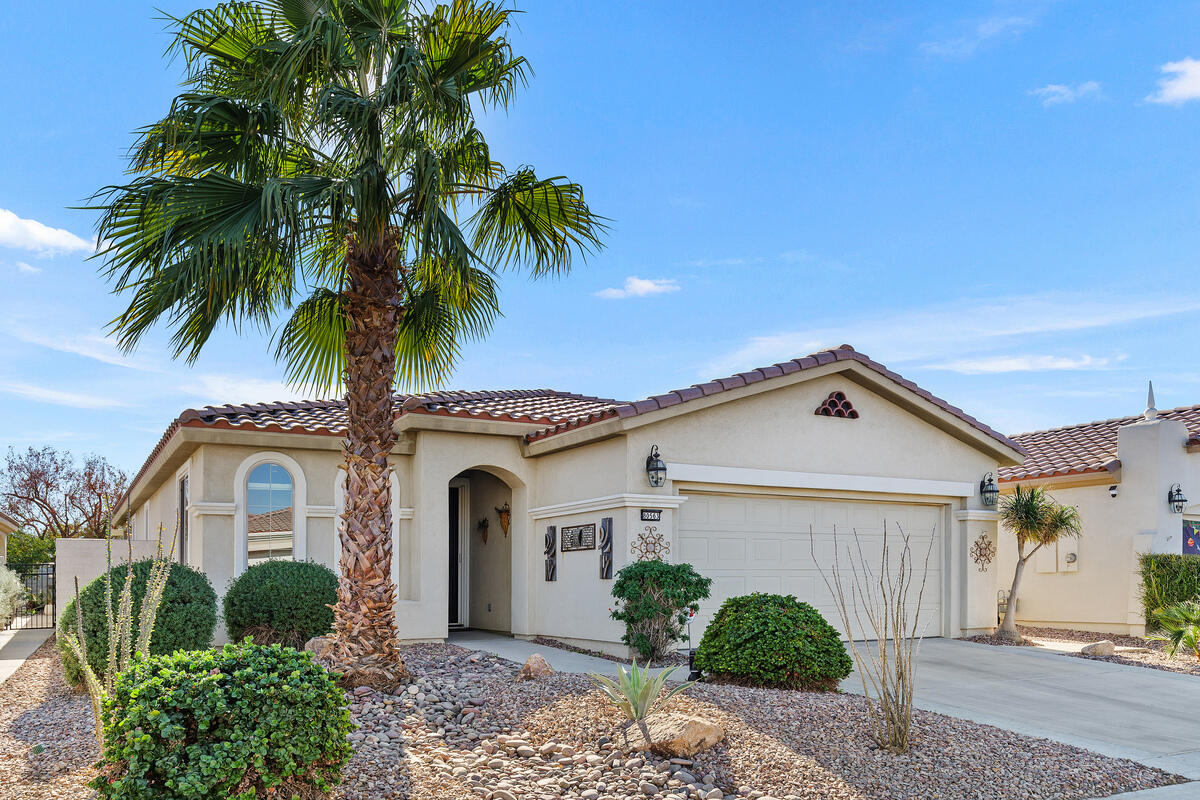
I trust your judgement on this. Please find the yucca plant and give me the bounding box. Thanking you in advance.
[1149,600,1200,661]
[59,520,176,747]
[588,662,694,746]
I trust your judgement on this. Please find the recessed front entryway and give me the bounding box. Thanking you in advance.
[448,468,514,633]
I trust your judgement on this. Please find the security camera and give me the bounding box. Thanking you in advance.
[1109,485,1119,498]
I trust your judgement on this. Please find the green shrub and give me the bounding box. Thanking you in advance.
[610,560,711,662]
[93,641,352,800]
[694,592,852,691]
[223,560,338,647]
[58,559,216,685]
[1140,554,1200,630]
[5,531,54,568]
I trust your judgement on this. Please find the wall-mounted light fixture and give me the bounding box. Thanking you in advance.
[979,472,999,507]
[1169,483,1188,514]
[494,502,511,537]
[1109,485,1119,499]
[646,445,667,488]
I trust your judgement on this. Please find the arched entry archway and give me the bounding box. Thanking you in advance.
[448,467,518,632]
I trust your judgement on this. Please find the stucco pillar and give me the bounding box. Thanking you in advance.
[955,509,1000,636]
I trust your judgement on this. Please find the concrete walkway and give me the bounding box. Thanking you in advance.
[0,626,51,685]
[846,638,1200,780]
[448,630,682,678]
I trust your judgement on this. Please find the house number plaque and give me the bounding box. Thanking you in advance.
[561,523,597,551]
[640,509,663,521]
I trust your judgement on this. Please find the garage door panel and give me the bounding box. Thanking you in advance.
[681,494,944,641]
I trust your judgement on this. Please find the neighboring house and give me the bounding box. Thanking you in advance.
[116,345,1022,652]
[0,511,17,564]
[998,386,1200,635]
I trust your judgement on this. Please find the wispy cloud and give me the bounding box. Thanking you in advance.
[920,15,1034,58]
[182,374,308,405]
[595,276,681,300]
[0,381,131,409]
[1147,58,1200,105]
[0,208,94,256]
[15,261,40,274]
[923,354,1117,374]
[701,292,1200,378]
[1030,81,1101,106]
[8,327,154,371]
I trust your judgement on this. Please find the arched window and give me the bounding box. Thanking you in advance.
[247,462,294,564]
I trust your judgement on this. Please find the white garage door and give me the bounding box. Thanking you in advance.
[677,493,944,641]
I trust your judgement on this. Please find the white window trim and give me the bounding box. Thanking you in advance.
[234,451,307,575]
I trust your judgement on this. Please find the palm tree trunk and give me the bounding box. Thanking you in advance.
[998,555,1028,642]
[330,235,411,689]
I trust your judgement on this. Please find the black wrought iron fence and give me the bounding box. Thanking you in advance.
[3,562,56,630]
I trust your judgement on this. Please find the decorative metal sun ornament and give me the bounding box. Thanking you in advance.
[970,533,996,572]
[631,525,670,562]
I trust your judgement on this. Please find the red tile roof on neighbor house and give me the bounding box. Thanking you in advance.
[128,345,1024,499]
[1000,403,1200,481]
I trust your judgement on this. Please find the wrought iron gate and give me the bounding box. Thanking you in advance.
[3,562,55,630]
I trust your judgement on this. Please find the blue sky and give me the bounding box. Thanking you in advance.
[3,0,1200,475]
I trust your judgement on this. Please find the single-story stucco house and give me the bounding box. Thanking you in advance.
[114,344,1023,653]
[998,385,1200,635]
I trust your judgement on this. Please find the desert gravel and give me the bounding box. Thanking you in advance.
[0,638,1189,799]
[971,625,1200,677]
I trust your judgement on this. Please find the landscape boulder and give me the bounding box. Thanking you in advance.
[624,713,724,757]
[516,653,555,681]
[1081,640,1116,657]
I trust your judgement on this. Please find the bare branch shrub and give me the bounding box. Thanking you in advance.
[812,521,935,753]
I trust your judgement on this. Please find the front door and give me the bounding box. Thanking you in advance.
[448,485,461,626]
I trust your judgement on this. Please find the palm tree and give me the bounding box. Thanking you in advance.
[90,0,605,688]
[997,486,1082,643]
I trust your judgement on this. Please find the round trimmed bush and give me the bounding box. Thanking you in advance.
[223,560,338,647]
[58,559,216,685]
[693,592,852,691]
[92,641,352,800]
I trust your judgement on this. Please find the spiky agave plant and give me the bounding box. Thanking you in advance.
[59,520,176,747]
[588,662,694,746]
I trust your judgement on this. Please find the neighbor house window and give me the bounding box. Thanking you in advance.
[246,463,294,564]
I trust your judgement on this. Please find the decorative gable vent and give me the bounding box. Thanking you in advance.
[815,391,859,419]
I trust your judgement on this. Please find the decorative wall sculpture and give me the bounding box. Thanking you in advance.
[544,525,557,581]
[970,533,996,572]
[815,390,859,419]
[599,517,613,579]
[631,525,670,561]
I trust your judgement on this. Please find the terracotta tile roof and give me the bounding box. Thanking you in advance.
[247,508,293,533]
[128,345,1022,501]
[526,344,1025,456]
[1000,403,1200,481]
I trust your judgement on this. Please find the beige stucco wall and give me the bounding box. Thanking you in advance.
[998,415,1198,635]
[125,364,1014,649]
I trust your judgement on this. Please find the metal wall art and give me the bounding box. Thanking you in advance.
[544,525,557,581]
[599,517,613,579]
[495,502,511,537]
[970,533,996,572]
[561,523,596,551]
[631,525,670,562]
[477,517,489,543]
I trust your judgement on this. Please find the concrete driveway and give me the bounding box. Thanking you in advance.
[841,638,1200,779]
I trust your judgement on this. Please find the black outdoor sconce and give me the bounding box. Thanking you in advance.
[646,445,667,488]
[980,473,999,508]
[1169,483,1188,514]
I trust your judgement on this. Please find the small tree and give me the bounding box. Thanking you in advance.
[998,486,1081,643]
[0,446,128,539]
[610,561,711,663]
